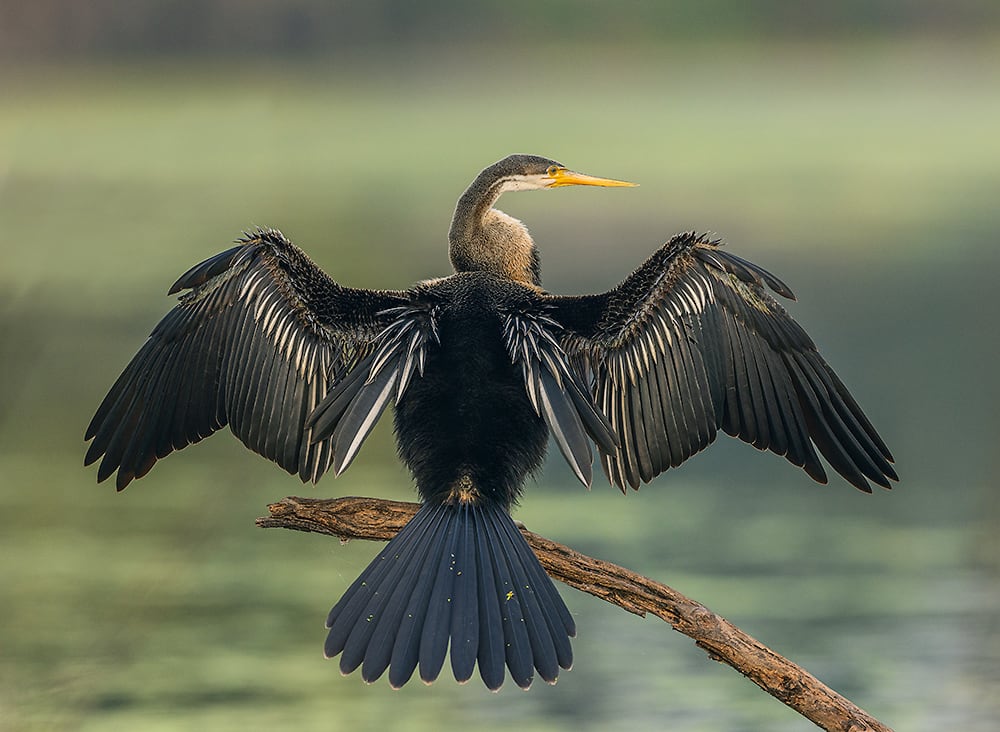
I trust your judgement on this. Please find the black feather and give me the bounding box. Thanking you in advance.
[449,505,480,683]
[86,231,404,489]
[473,507,506,691]
[537,368,593,487]
[323,499,573,690]
[543,231,894,492]
[481,510,534,689]
[167,244,244,295]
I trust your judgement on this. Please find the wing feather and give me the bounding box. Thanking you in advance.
[305,304,440,477]
[503,311,617,488]
[545,232,896,493]
[85,228,407,489]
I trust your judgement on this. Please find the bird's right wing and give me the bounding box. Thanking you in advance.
[85,228,408,490]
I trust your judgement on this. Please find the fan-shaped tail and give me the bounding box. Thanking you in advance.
[324,500,575,690]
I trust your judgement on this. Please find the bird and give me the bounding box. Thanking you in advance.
[85,153,897,691]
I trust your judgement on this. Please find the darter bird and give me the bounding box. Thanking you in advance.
[85,154,897,690]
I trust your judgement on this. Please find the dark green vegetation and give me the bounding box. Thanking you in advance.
[4,0,1000,57]
[2,40,998,730]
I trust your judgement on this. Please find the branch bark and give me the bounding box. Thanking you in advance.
[257,495,893,732]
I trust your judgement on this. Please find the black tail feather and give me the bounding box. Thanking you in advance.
[472,507,507,690]
[489,514,560,683]
[448,507,479,683]
[496,511,576,670]
[325,501,574,690]
[479,509,535,688]
[336,507,448,680]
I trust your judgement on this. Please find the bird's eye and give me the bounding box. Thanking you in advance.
[546,165,560,176]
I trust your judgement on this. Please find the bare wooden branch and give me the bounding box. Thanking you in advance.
[257,495,893,732]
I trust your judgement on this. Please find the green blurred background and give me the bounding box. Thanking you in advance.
[1,2,998,730]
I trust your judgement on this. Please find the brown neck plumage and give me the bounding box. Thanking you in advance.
[448,169,541,286]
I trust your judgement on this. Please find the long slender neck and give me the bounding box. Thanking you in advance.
[450,172,503,244]
[448,170,541,286]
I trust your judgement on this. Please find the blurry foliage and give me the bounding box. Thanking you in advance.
[1,0,1000,59]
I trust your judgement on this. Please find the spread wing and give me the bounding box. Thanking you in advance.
[85,228,407,490]
[544,232,897,493]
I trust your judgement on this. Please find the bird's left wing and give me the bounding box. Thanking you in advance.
[543,232,897,493]
[85,228,409,490]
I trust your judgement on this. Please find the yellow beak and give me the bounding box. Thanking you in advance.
[546,167,638,188]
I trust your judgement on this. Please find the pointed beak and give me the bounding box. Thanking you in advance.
[545,168,638,188]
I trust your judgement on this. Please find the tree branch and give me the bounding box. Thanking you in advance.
[257,495,893,732]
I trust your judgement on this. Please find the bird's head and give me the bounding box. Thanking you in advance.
[449,154,636,286]
[487,154,637,193]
